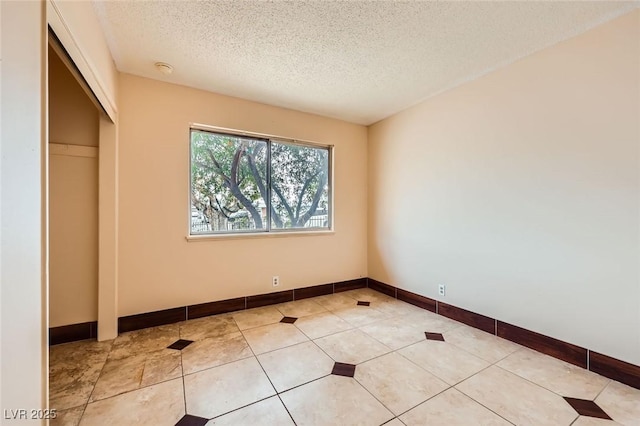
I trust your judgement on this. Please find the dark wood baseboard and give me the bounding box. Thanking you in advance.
[334,278,367,292]
[118,307,186,333]
[366,277,640,390]
[368,278,397,298]
[294,283,334,300]
[247,289,294,309]
[439,302,495,334]
[114,278,366,335]
[49,321,97,346]
[589,351,640,389]
[397,288,437,313]
[53,275,640,391]
[187,297,246,320]
[497,321,587,368]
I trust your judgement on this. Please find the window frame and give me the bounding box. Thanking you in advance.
[188,124,334,238]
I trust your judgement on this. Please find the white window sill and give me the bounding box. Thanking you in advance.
[185,230,335,242]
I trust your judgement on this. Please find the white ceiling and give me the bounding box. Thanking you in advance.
[93,1,638,125]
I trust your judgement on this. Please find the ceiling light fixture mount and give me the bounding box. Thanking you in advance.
[154,62,173,75]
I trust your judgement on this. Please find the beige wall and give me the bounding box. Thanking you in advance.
[48,0,118,120]
[49,47,99,327]
[49,46,99,147]
[1,0,48,415]
[117,74,368,316]
[368,11,640,365]
[49,152,99,327]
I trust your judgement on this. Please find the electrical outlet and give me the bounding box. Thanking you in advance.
[272,276,280,287]
[438,284,446,297]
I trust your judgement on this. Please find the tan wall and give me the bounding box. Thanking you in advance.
[49,45,99,147]
[49,46,99,327]
[49,0,118,120]
[368,11,640,365]
[117,74,368,316]
[1,0,48,413]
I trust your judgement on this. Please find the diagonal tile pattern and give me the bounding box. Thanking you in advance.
[167,339,194,350]
[49,288,638,426]
[280,375,394,425]
[331,362,356,377]
[355,352,448,415]
[425,332,445,341]
[258,341,334,392]
[400,388,512,425]
[176,414,208,426]
[206,396,293,425]
[456,365,579,425]
[498,347,610,400]
[280,316,298,324]
[184,357,275,419]
[399,340,490,385]
[564,397,612,420]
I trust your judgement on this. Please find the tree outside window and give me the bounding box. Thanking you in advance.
[190,129,331,234]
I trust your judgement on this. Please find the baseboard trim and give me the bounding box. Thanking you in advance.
[49,321,97,345]
[589,350,640,389]
[439,302,495,334]
[367,278,639,390]
[49,276,640,391]
[118,307,187,333]
[117,277,367,334]
[497,320,587,368]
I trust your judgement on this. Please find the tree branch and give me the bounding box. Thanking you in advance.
[297,169,327,226]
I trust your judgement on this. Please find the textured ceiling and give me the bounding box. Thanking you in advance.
[92,1,638,125]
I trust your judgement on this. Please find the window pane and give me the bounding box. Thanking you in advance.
[270,142,329,229]
[191,130,268,233]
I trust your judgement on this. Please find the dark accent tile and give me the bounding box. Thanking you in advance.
[294,283,334,300]
[334,278,367,293]
[357,301,370,306]
[168,339,194,351]
[175,414,209,426]
[397,288,437,313]
[368,279,396,298]
[118,307,187,333]
[187,297,246,320]
[497,321,587,369]
[332,362,356,377]
[438,302,495,334]
[425,332,445,341]
[563,397,611,419]
[589,351,640,390]
[49,321,98,345]
[280,316,298,324]
[246,290,294,309]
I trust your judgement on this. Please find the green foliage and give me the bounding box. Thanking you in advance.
[190,130,329,233]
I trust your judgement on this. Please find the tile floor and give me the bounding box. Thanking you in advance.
[49,288,640,425]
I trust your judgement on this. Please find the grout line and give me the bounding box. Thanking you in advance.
[239,331,298,425]
[277,393,298,425]
[593,378,612,401]
[56,293,612,425]
[179,348,187,418]
[492,363,600,401]
[445,364,517,426]
[206,393,280,422]
[83,339,115,408]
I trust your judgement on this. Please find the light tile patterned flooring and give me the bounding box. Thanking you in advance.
[49,288,640,425]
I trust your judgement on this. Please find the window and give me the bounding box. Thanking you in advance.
[190,128,332,235]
